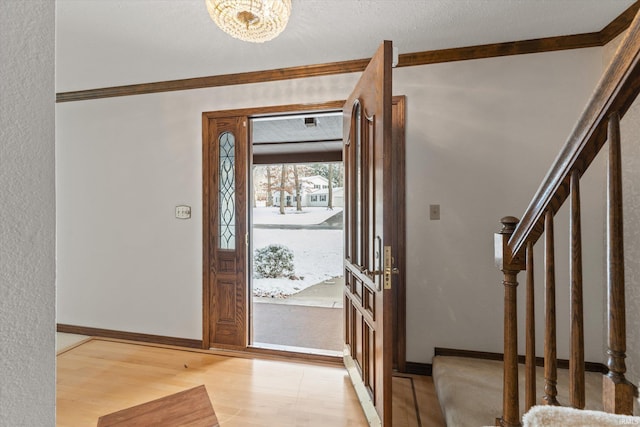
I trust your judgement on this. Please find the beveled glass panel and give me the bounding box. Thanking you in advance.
[219,131,235,250]
[354,102,363,267]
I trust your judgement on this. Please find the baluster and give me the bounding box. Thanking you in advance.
[525,241,536,412]
[542,211,560,406]
[569,170,585,409]
[603,111,634,414]
[495,216,523,427]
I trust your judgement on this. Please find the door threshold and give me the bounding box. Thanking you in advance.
[250,342,342,360]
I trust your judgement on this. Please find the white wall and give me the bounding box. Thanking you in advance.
[56,74,359,338]
[57,47,606,363]
[0,2,56,426]
[395,48,606,363]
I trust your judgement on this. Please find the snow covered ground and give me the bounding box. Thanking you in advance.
[252,207,343,298]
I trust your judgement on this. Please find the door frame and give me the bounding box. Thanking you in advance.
[202,99,406,365]
[391,95,407,372]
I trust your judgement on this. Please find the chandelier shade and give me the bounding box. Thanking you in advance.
[206,0,292,43]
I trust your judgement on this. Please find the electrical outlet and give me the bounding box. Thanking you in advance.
[175,205,191,219]
[429,204,440,220]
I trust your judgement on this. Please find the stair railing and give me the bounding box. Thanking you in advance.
[494,8,640,427]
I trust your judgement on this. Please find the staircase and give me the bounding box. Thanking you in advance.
[433,6,640,426]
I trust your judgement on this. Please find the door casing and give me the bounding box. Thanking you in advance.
[202,99,405,367]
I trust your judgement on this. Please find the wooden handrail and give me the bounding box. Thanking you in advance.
[507,12,640,260]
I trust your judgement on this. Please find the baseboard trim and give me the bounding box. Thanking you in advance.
[57,324,202,349]
[434,347,608,374]
[404,361,433,376]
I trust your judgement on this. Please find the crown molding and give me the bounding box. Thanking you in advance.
[600,0,640,44]
[56,2,639,103]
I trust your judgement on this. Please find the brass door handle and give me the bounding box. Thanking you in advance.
[362,269,383,280]
[383,267,400,280]
[362,247,399,289]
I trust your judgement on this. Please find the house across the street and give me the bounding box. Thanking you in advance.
[272,175,344,207]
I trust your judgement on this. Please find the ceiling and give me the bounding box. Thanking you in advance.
[252,112,343,161]
[252,113,342,143]
[56,0,634,92]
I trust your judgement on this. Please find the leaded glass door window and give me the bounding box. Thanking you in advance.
[219,131,236,250]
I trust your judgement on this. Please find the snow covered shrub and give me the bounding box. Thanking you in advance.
[254,244,296,279]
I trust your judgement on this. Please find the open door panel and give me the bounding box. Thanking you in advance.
[343,40,394,426]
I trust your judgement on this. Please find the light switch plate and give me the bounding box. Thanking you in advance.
[429,204,440,220]
[175,205,191,219]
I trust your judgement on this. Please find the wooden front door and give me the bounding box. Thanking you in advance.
[343,41,394,426]
[202,115,248,349]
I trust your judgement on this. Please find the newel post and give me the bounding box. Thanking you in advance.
[495,216,526,427]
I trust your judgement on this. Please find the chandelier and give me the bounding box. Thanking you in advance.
[206,0,292,43]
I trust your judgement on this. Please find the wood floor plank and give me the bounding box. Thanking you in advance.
[56,339,368,427]
[413,375,447,426]
[392,374,446,427]
[57,338,445,426]
[393,376,421,427]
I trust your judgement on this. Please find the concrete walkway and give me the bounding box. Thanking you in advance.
[253,277,344,352]
[253,303,342,352]
[253,276,343,308]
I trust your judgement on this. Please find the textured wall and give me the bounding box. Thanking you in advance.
[621,91,640,402]
[0,1,56,426]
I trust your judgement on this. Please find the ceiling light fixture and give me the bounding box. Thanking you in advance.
[205,0,292,43]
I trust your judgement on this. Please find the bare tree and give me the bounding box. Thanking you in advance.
[279,164,286,215]
[327,163,334,210]
[266,166,273,207]
[252,166,257,208]
[293,165,302,211]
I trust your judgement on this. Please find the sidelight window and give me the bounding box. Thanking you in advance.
[219,131,236,250]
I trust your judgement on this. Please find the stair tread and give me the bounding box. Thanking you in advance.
[432,356,605,427]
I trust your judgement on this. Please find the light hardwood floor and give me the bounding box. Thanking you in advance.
[393,374,446,427]
[57,338,444,426]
